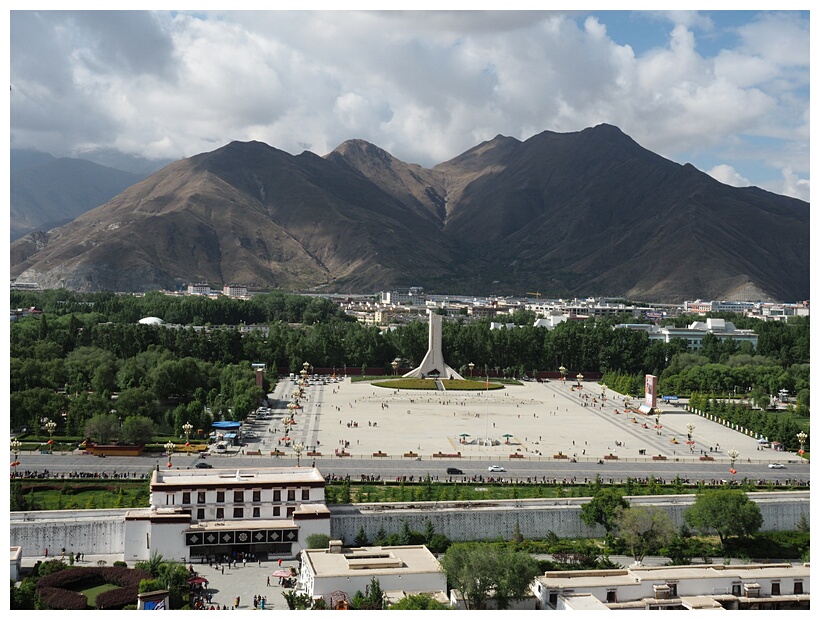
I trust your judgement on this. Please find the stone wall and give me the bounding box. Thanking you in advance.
[9,492,810,557]
[328,492,810,544]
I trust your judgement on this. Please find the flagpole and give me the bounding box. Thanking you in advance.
[485,375,489,443]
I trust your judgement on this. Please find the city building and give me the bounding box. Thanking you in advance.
[187,283,212,296]
[532,563,810,610]
[298,541,447,608]
[379,287,425,306]
[615,318,758,352]
[222,284,248,298]
[123,467,330,563]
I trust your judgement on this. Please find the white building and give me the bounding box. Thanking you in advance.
[123,467,330,563]
[222,284,248,298]
[187,283,211,295]
[532,563,810,610]
[298,541,447,608]
[615,318,758,352]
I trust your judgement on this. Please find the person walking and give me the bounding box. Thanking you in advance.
[266,576,270,587]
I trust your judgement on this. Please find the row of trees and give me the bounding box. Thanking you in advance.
[580,487,766,563]
[10,291,810,444]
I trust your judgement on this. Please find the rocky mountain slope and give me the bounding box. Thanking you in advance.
[10,125,809,302]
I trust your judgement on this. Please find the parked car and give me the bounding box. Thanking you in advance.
[488,465,505,472]
[195,462,213,469]
[768,462,786,469]
[446,467,464,475]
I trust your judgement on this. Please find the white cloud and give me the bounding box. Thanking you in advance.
[8,10,809,197]
[707,164,750,188]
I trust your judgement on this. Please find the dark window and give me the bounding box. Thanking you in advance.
[273,506,281,517]
[233,507,243,518]
[606,590,617,603]
[287,489,296,502]
[667,583,677,597]
[197,492,206,504]
[771,582,780,596]
[794,582,803,594]
[301,489,310,500]
[197,508,205,520]
[732,584,741,596]
[549,592,558,607]
[253,490,261,503]
[286,506,295,517]
[216,508,224,519]
[182,492,191,505]
[217,491,225,503]
[253,507,260,518]
[273,490,281,501]
[234,491,244,503]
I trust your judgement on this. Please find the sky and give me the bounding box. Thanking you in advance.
[6,5,812,202]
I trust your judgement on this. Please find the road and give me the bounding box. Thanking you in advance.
[12,450,808,487]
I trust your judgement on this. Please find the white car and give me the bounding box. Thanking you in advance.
[768,463,785,469]
[488,465,506,472]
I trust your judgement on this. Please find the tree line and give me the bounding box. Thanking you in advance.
[10,291,809,444]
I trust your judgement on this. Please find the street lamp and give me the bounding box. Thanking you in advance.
[576,373,584,387]
[45,420,57,453]
[600,383,607,400]
[182,422,193,452]
[11,438,22,477]
[728,448,740,482]
[559,365,567,382]
[796,431,807,460]
[164,441,176,469]
[686,422,696,453]
[654,409,663,436]
[468,362,475,378]
[391,359,398,376]
[294,442,304,467]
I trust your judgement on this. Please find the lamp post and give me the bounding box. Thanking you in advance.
[391,359,398,376]
[600,383,607,400]
[45,420,57,453]
[796,431,807,460]
[559,365,567,382]
[182,422,193,452]
[654,410,663,436]
[468,362,474,378]
[686,422,696,453]
[164,441,176,469]
[576,373,584,387]
[294,442,304,467]
[728,448,739,482]
[11,438,22,477]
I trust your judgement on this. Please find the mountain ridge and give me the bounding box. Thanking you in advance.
[10,124,809,302]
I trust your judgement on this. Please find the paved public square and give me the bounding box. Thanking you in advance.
[259,376,790,466]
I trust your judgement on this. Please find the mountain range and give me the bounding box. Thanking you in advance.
[9,124,810,303]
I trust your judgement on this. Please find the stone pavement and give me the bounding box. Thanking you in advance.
[259,376,794,466]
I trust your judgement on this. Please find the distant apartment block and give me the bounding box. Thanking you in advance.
[222,284,248,298]
[615,318,758,351]
[379,287,426,306]
[187,282,212,295]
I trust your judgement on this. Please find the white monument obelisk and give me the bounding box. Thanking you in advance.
[403,310,464,380]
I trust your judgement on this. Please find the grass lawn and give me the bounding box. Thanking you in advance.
[82,583,120,606]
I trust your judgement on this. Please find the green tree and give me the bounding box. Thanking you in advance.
[84,413,120,444]
[616,505,676,563]
[579,488,630,536]
[439,543,539,610]
[684,490,763,547]
[389,593,451,610]
[119,415,157,445]
[352,577,386,610]
[306,533,331,549]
